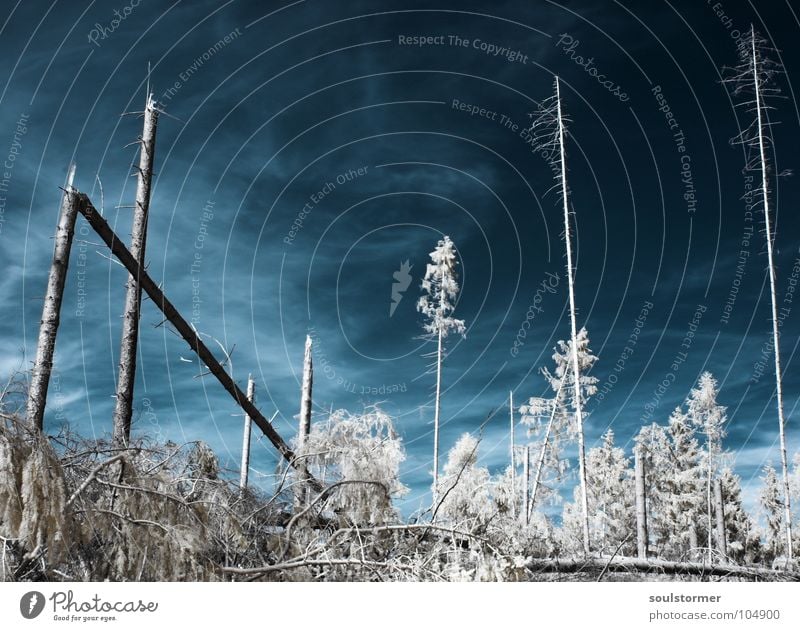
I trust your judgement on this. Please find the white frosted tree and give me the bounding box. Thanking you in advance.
[719,467,760,564]
[686,372,727,562]
[435,433,490,528]
[665,406,705,558]
[580,429,634,556]
[529,76,590,554]
[417,236,466,499]
[520,329,597,524]
[725,25,793,561]
[760,463,784,561]
[302,406,408,525]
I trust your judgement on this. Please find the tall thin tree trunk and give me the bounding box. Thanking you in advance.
[751,26,793,561]
[432,328,443,500]
[239,375,255,492]
[113,93,159,445]
[509,390,516,518]
[689,523,698,560]
[707,454,714,563]
[27,165,78,430]
[635,445,648,560]
[714,477,727,558]
[523,444,530,525]
[556,76,590,555]
[295,335,313,508]
[530,379,564,514]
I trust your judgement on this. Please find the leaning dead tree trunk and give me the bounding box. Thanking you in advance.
[635,445,648,560]
[725,25,793,562]
[714,478,727,558]
[555,77,590,555]
[529,378,564,516]
[750,28,793,561]
[27,165,78,431]
[295,335,313,507]
[239,375,255,491]
[509,390,516,518]
[113,93,159,445]
[74,194,321,492]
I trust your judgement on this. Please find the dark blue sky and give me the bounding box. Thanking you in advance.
[1,0,798,514]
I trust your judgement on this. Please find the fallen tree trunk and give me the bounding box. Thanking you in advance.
[75,193,321,492]
[526,556,799,581]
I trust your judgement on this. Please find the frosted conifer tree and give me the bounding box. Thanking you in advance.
[760,464,784,561]
[634,423,671,555]
[719,467,761,564]
[417,236,466,499]
[579,429,634,556]
[686,372,727,562]
[665,406,706,557]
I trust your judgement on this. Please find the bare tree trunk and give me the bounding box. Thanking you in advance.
[556,76,590,555]
[751,26,793,561]
[714,477,727,558]
[635,445,648,560]
[707,457,714,563]
[509,390,516,518]
[523,444,530,525]
[27,165,78,430]
[432,328,443,501]
[689,521,699,561]
[239,375,255,492]
[295,335,313,508]
[75,195,322,491]
[530,379,565,514]
[113,93,159,445]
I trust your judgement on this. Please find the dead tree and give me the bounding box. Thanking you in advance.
[27,165,78,430]
[714,478,727,558]
[529,77,590,554]
[295,335,313,507]
[522,444,530,525]
[635,445,648,560]
[509,390,516,518]
[113,93,159,445]
[239,375,255,491]
[726,25,793,561]
[74,194,321,492]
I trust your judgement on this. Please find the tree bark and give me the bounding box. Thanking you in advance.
[556,76,590,555]
[432,328,443,501]
[689,521,699,561]
[522,444,530,525]
[27,166,78,430]
[751,26,793,560]
[75,194,321,492]
[239,375,255,491]
[530,379,565,515]
[295,335,313,508]
[509,390,516,519]
[113,93,158,445]
[714,477,727,558]
[525,556,799,581]
[635,445,648,560]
